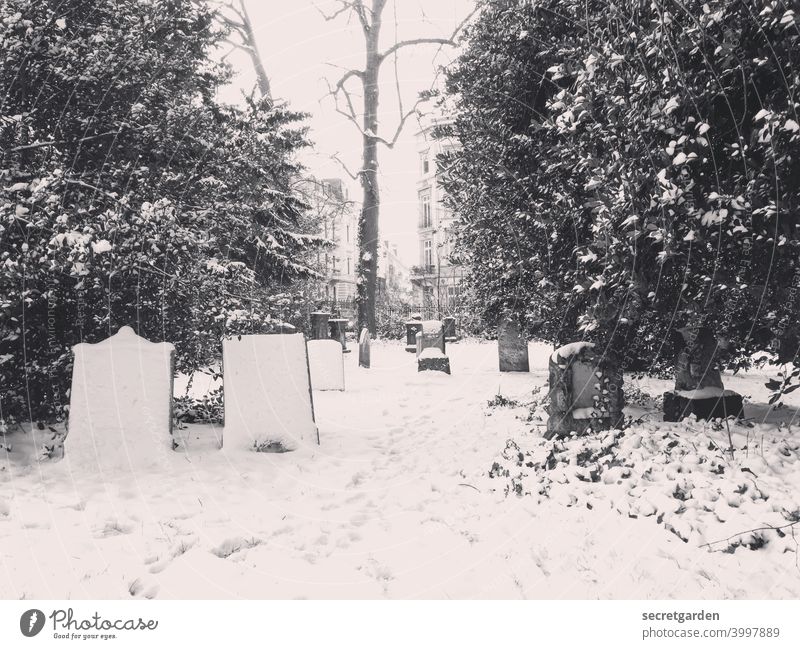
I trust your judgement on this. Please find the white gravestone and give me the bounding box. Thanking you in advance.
[308,339,345,391]
[67,326,175,472]
[222,333,318,451]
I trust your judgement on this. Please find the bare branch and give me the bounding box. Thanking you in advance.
[330,153,360,180]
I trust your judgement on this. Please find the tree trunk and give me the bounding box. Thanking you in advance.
[357,17,381,335]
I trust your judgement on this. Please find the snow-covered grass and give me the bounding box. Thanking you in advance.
[1,340,798,599]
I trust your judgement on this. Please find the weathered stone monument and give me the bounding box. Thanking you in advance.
[310,311,331,340]
[663,326,744,421]
[404,319,424,353]
[358,328,370,368]
[329,318,349,352]
[222,333,318,451]
[418,347,451,374]
[67,326,175,470]
[415,320,446,357]
[443,316,458,343]
[545,342,624,439]
[498,315,529,372]
[308,339,345,391]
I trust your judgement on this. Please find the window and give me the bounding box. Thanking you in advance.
[420,193,431,228]
[421,152,430,174]
[346,224,350,242]
[423,240,433,268]
[347,257,351,275]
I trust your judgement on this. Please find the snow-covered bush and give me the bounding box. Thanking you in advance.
[0,1,321,423]
[441,0,800,381]
[488,421,800,554]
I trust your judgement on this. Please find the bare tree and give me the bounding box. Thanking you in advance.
[320,0,475,335]
[213,0,272,101]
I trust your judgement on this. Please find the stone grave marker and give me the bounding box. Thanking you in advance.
[415,320,445,357]
[358,328,371,368]
[329,318,349,353]
[67,326,175,471]
[222,333,318,451]
[404,320,424,353]
[443,317,458,343]
[498,316,529,372]
[308,339,345,391]
[418,347,451,374]
[546,342,624,439]
[310,312,331,340]
[663,326,743,421]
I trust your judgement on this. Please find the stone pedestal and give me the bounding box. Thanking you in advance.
[418,348,451,374]
[443,317,458,342]
[358,328,370,368]
[405,321,423,353]
[663,325,743,421]
[415,321,445,357]
[329,318,349,353]
[545,342,624,439]
[310,312,330,340]
[498,316,529,372]
[663,390,744,422]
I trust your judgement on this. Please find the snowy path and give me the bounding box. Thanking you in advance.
[1,341,798,599]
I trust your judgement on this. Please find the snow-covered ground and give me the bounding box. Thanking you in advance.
[1,340,798,599]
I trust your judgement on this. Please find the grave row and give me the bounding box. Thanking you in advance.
[66,324,367,472]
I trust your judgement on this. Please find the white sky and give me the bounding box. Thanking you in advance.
[219,0,474,267]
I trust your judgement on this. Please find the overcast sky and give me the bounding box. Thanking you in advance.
[219,0,475,267]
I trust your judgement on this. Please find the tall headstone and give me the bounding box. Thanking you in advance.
[358,328,371,369]
[308,339,345,391]
[310,312,331,340]
[222,333,318,451]
[443,316,458,343]
[67,326,175,471]
[404,320,424,353]
[498,316,529,372]
[546,342,624,439]
[329,318,349,353]
[663,326,743,421]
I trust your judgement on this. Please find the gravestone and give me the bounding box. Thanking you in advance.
[222,333,318,451]
[310,312,331,340]
[308,340,345,391]
[67,326,175,471]
[545,342,624,439]
[443,317,458,343]
[498,316,529,372]
[415,320,445,358]
[329,318,349,353]
[405,320,424,353]
[358,328,371,369]
[418,347,451,374]
[663,326,743,421]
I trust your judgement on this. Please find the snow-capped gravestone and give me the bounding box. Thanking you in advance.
[443,316,458,343]
[498,316,529,372]
[545,342,624,439]
[418,347,451,374]
[329,318,349,352]
[222,333,318,451]
[67,326,175,471]
[405,319,423,353]
[358,328,370,368]
[663,326,743,421]
[310,311,330,340]
[415,320,445,358]
[308,340,345,391]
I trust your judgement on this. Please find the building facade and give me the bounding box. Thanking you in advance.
[410,121,464,309]
[302,176,359,302]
